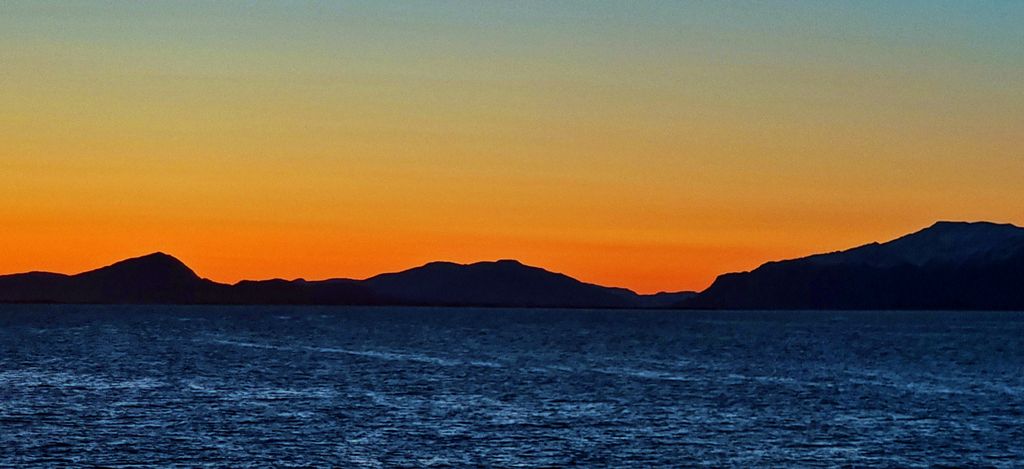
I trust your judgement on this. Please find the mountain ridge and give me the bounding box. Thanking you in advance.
[682,220,1024,310]
[0,254,692,308]
[1,220,1021,309]
[363,259,641,308]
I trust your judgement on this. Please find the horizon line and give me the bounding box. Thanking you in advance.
[3,219,1017,295]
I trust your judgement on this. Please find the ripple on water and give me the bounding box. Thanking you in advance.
[0,306,1022,467]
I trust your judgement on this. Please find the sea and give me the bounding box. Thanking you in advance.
[1,306,1022,467]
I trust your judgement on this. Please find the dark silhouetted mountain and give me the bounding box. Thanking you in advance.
[0,253,218,304]
[0,271,72,303]
[0,253,378,305]
[363,259,643,308]
[0,253,680,308]
[224,278,380,305]
[8,222,1018,310]
[67,253,216,303]
[634,291,698,308]
[683,221,1024,310]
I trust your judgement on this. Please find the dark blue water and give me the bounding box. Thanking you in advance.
[1,306,1023,467]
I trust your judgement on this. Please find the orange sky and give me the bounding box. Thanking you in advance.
[1,2,1022,293]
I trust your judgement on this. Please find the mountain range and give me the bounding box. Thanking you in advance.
[0,253,694,308]
[1,221,1021,310]
[681,221,1024,310]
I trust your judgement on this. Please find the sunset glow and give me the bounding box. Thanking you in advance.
[2,2,1022,293]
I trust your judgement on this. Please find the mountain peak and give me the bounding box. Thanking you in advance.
[118,251,191,268]
[926,220,1019,232]
[895,221,1024,264]
[798,221,1024,269]
[492,259,525,266]
[135,251,179,262]
[82,252,200,281]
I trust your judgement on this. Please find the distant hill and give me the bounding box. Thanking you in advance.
[365,259,639,308]
[683,221,1024,310]
[5,221,1019,310]
[0,253,378,305]
[0,254,691,308]
[0,253,218,304]
[633,290,698,308]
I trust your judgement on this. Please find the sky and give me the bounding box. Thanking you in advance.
[1,1,1022,293]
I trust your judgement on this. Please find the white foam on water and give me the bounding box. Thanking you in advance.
[206,338,504,369]
[593,366,694,382]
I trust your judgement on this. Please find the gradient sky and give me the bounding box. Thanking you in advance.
[2,1,1022,293]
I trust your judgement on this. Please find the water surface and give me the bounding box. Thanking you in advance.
[1,306,1022,466]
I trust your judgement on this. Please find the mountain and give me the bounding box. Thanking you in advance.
[683,221,1024,310]
[6,222,1017,310]
[67,252,217,303]
[0,253,377,305]
[633,291,699,308]
[0,254,683,308]
[0,271,72,303]
[0,253,217,304]
[223,278,380,305]
[363,260,642,308]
